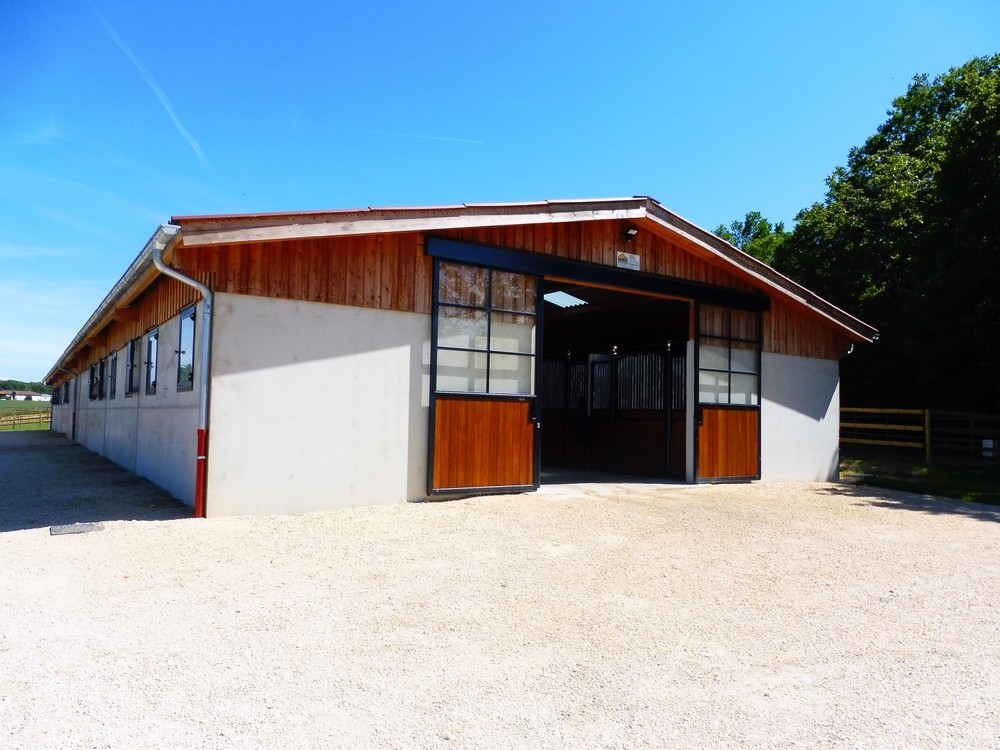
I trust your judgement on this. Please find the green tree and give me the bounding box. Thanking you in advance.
[714,211,788,265]
[772,54,1000,411]
[0,380,51,394]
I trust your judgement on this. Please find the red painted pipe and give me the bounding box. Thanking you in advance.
[194,428,208,518]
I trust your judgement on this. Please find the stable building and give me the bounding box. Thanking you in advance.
[46,197,876,517]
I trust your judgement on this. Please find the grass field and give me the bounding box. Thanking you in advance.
[0,400,51,431]
[2,421,50,432]
[841,448,1000,505]
[0,400,51,414]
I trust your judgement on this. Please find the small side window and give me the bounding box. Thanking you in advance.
[98,358,107,400]
[89,363,99,401]
[125,338,140,396]
[145,329,158,395]
[109,352,118,400]
[176,307,196,391]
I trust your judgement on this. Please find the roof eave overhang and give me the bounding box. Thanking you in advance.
[175,196,877,343]
[47,197,877,386]
[640,201,878,343]
[43,225,181,385]
[171,197,650,246]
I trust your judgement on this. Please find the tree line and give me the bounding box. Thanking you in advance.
[716,54,999,413]
[0,380,52,395]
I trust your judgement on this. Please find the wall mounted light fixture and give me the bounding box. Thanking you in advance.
[622,227,639,241]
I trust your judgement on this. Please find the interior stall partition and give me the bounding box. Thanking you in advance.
[541,343,687,479]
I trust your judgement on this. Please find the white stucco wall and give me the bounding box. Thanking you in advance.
[760,351,841,482]
[206,293,430,517]
[48,305,202,506]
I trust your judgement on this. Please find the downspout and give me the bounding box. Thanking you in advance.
[150,224,213,518]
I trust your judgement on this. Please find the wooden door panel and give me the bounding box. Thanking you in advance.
[698,407,759,479]
[432,397,535,491]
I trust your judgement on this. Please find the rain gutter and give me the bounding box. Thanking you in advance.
[150,225,213,518]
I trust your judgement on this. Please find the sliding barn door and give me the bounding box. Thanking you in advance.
[429,261,540,493]
[696,303,762,481]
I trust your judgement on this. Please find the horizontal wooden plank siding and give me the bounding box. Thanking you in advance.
[698,407,760,479]
[433,397,535,490]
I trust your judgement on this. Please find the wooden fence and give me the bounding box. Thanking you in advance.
[841,407,999,462]
[0,412,52,430]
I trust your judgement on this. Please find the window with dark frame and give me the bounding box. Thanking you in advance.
[98,358,107,400]
[176,307,195,391]
[125,337,140,396]
[88,363,99,400]
[145,329,158,395]
[109,352,118,400]
[62,382,69,404]
[697,304,761,406]
[434,261,537,395]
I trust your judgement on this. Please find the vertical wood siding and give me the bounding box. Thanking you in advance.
[173,233,432,315]
[50,219,850,382]
[765,298,852,360]
[55,277,200,384]
[432,397,535,490]
[698,407,761,479]
[439,224,760,292]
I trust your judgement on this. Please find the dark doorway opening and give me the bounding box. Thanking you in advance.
[540,281,689,482]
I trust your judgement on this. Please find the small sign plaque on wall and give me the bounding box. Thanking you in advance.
[616,251,640,271]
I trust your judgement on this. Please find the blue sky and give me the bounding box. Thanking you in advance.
[2,1,998,381]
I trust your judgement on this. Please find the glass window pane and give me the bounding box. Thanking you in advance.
[730,373,759,405]
[489,311,535,355]
[438,306,488,350]
[436,349,487,393]
[699,340,729,371]
[488,353,534,395]
[109,353,118,399]
[699,370,729,404]
[491,271,536,312]
[146,330,158,395]
[438,262,487,307]
[177,309,195,389]
[731,341,758,374]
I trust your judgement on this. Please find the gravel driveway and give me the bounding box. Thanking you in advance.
[2,431,999,749]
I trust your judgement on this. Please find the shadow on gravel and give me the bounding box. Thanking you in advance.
[819,482,1000,524]
[0,431,190,533]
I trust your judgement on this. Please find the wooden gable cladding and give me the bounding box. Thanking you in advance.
[172,233,434,314]
[438,221,759,293]
[765,298,852,360]
[165,218,850,362]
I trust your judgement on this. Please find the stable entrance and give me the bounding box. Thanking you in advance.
[539,283,688,480]
[425,237,764,494]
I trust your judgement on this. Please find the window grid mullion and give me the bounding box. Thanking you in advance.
[485,269,493,393]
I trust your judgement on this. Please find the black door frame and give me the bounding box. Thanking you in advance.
[426,236,771,492]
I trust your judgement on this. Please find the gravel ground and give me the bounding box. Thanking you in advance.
[2,431,999,749]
